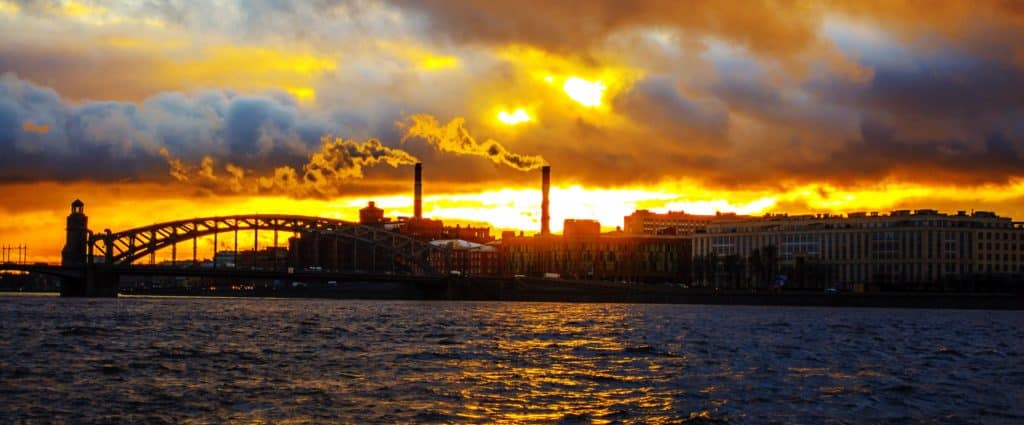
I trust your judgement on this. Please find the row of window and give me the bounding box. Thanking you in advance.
[705,219,1017,234]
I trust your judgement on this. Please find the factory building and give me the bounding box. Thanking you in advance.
[429,239,500,277]
[359,201,388,226]
[288,163,493,273]
[288,230,412,273]
[396,162,494,243]
[494,166,689,282]
[689,209,1024,291]
[500,217,691,282]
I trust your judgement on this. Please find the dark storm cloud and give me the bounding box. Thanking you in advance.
[3,0,1024,193]
[738,43,1024,186]
[856,51,1024,135]
[825,121,1023,184]
[0,42,166,101]
[0,73,336,182]
[389,0,828,60]
[614,76,729,149]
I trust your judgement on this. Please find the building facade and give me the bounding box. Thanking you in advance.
[359,201,387,226]
[501,231,691,283]
[624,210,749,235]
[429,240,500,277]
[690,209,1024,290]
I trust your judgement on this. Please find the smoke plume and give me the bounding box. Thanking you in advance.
[161,136,419,197]
[400,114,546,171]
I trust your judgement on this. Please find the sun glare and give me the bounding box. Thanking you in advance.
[0,1,20,15]
[497,109,532,125]
[563,77,606,107]
[418,55,459,71]
[285,87,317,104]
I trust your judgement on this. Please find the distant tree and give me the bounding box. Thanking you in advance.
[692,254,706,286]
[748,248,762,289]
[722,254,743,289]
[764,244,779,284]
[707,251,719,288]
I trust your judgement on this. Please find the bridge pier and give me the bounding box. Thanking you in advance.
[60,265,118,297]
[59,275,87,297]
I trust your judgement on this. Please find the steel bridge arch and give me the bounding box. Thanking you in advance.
[88,214,449,275]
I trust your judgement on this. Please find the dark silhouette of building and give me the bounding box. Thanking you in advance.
[563,219,600,238]
[442,224,495,243]
[429,239,500,276]
[501,220,690,282]
[61,199,88,267]
[624,209,749,235]
[235,247,289,270]
[403,218,445,240]
[359,201,387,226]
[288,231,414,273]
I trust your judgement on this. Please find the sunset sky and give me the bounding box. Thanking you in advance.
[2,0,1024,262]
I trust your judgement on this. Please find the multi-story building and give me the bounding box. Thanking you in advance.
[501,219,691,282]
[563,219,600,238]
[430,240,500,277]
[690,209,1024,290]
[442,225,495,244]
[624,210,749,235]
[359,201,388,226]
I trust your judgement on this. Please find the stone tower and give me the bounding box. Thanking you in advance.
[61,199,89,267]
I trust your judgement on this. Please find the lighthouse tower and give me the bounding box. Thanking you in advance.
[61,199,89,267]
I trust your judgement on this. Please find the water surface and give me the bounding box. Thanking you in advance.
[2,295,1022,423]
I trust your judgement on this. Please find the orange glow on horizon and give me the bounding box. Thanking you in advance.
[8,178,1024,264]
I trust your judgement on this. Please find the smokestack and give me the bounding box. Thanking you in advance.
[541,165,550,236]
[414,162,423,220]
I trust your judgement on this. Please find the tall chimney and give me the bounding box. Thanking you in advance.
[414,162,423,220]
[541,165,550,236]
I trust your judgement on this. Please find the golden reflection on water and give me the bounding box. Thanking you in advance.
[451,303,680,424]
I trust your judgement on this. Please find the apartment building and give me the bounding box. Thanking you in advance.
[689,209,1024,289]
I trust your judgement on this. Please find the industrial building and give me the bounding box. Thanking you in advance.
[499,167,691,282]
[500,228,691,282]
[288,162,494,273]
[392,162,494,243]
[429,239,500,277]
[270,159,1024,290]
[290,162,692,282]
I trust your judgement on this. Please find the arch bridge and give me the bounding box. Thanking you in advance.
[88,214,450,275]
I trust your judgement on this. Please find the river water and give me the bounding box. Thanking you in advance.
[1,294,1022,424]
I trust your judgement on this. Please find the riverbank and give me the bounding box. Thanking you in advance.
[103,277,1024,310]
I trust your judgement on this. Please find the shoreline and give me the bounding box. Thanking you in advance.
[6,277,1021,310]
